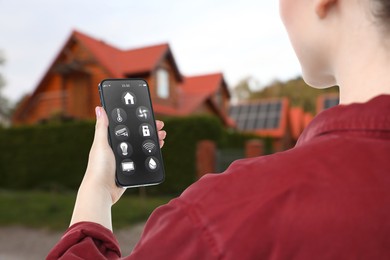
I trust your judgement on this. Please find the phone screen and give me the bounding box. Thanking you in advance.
[98,79,165,187]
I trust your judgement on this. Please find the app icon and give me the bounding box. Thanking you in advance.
[142,140,157,155]
[122,92,136,106]
[121,160,135,173]
[136,106,150,121]
[120,142,128,155]
[139,124,152,137]
[145,157,159,172]
[117,142,132,157]
[111,108,127,123]
[149,158,157,170]
[114,125,130,140]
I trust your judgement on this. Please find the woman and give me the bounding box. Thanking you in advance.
[48,0,390,259]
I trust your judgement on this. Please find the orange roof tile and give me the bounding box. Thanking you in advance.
[153,73,233,126]
[182,73,223,94]
[303,113,314,129]
[290,107,304,140]
[13,30,231,125]
[154,73,223,113]
[73,30,177,78]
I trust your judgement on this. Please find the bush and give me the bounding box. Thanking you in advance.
[152,116,223,195]
[0,116,273,195]
[0,121,93,190]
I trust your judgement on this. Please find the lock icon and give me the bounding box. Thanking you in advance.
[142,125,151,137]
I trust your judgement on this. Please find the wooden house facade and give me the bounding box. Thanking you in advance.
[12,30,232,126]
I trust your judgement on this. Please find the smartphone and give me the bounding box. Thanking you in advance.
[98,79,165,188]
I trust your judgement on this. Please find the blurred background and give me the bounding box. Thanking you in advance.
[0,0,339,259]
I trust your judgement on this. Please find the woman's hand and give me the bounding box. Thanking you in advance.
[70,107,166,230]
[85,106,166,204]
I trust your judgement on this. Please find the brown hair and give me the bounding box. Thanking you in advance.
[373,0,390,24]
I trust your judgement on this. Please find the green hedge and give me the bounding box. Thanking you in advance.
[0,122,94,190]
[0,116,268,195]
[218,129,274,155]
[150,116,223,195]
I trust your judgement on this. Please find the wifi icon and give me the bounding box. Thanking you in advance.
[142,141,156,154]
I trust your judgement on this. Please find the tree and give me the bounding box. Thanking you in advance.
[233,76,339,114]
[231,77,263,102]
[0,51,10,122]
[0,52,5,86]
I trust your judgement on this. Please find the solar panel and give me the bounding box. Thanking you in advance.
[255,116,266,129]
[246,104,259,130]
[229,100,283,131]
[266,110,280,129]
[229,106,240,120]
[237,119,247,130]
[265,116,279,129]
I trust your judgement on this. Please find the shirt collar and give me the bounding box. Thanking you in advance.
[296,95,390,146]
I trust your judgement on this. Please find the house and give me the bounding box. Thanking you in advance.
[316,93,339,114]
[289,107,304,141]
[229,98,292,151]
[12,30,232,126]
[229,98,315,151]
[289,107,313,141]
[0,111,9,127]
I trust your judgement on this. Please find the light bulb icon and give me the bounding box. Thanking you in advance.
[120,142,128,156]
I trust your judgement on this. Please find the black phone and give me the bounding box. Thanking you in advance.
[98,79,165,188]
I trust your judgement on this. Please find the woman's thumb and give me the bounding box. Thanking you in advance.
[93,107,109,147]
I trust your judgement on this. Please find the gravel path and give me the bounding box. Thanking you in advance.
[0,223,145,260]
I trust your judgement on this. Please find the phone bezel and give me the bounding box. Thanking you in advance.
[98,78,165,188]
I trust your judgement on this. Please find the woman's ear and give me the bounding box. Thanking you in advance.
[315,0,338,19]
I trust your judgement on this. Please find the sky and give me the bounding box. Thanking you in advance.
[0,0,301,104]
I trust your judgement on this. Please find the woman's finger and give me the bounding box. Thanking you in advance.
[158,130,167,141]
[156,120,164,131]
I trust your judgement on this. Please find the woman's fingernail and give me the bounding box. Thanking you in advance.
[95,107,101,118]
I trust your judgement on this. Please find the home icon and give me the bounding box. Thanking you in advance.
[123,92,135,105]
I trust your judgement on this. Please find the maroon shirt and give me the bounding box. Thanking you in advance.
[48,95,390,259]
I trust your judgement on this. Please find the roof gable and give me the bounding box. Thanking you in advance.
[181,73,230,97]
[182,73,222,94]
[121,44,170,75]
[153,73,232,126]
[154,73,225,115]
[12,29,231,125]
[179,73,225,113]
[71,30,123,77]
[73,30,181,79]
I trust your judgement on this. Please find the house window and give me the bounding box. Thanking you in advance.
[215,88,223,109]
[157,68,169,99]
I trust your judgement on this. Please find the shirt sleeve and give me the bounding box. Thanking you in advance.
[47,198,221,260]
[46,222,121,260]
[128,198,221,259]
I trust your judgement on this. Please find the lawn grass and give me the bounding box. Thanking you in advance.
[0,190,172,231]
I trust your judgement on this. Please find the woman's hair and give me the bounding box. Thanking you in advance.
[373,0,390,25]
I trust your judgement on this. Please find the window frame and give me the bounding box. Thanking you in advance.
[156,68,170,99]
